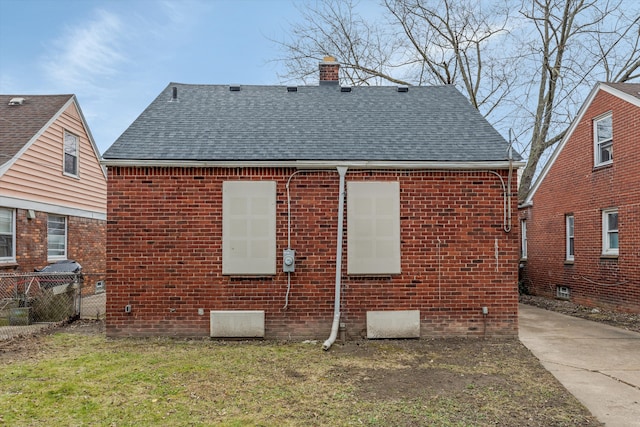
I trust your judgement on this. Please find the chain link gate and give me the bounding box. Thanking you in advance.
[0,271,105,340]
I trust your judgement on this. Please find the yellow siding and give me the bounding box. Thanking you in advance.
[0,102,106,213]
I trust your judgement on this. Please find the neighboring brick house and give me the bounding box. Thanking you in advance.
[101,58,523,344]
[0,95,106,282]
[519,82,640,313]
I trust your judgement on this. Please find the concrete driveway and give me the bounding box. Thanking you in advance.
[519,303,640,427]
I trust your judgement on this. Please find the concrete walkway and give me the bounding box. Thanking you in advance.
[519,304,640,427]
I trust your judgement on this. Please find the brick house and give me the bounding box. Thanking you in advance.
[0,95,106,280]
[102,58,523,344]
[519,82,640,313]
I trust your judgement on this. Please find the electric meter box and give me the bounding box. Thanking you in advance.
[283,249,296,272]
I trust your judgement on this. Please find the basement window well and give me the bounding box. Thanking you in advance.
[556,286,570,300]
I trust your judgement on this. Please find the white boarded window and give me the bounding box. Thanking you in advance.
[347,181,400,275]
[223,181,276,275]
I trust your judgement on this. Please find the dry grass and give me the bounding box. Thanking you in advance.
[0,322,602,426]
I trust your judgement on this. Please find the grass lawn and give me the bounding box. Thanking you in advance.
[0,321,601,426]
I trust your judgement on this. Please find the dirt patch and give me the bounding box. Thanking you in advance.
[350,366,507,400]
[0,319,104,362]
[520,294,640,333]
[327,337,600,426]
[60,318,106,335]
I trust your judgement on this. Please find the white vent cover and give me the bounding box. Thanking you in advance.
[8,97,25,105]
[367,310,420,339]
[210,310,265,338]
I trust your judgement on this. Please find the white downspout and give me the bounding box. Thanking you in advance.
[323,166,347,351]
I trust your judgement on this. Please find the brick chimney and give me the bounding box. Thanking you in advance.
[319,56,339,85]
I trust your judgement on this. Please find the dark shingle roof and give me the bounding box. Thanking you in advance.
[0,95,73,167]
[603,82,640,100]
[103,83,517,162]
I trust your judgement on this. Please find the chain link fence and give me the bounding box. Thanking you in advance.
[0,271,105,340]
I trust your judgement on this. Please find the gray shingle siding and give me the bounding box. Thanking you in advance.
[103,83,518,162]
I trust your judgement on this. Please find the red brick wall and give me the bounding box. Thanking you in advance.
[1,208,106,288]
[106,167,520,339]
[522,89,640,313]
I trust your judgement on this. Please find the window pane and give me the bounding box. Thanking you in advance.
[600,142,613,163]
[0,209,11,233]
[596,116,612,142]
[0,209,13,258]
[521,220,527,258]
[64,132,78,175]
[565,216,574,259]
[48,216,66,257]
[595,115,613,165]
[64,133,78,155]
[0,235,12,257]
[603,210,619,254]
[64,153,77,174]
[567,216,574,236]
[608,212,618,231]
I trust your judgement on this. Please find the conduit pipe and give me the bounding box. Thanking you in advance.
[283,169,326,310]
[323,166,347,351]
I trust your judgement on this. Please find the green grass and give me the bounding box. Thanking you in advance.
[0,332,601,426]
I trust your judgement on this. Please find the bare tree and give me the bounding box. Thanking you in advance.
[275,0,640,199]
[515,0,640,199]
[275,0,395,85]
[276,0,515,115]
[384,0,516,115]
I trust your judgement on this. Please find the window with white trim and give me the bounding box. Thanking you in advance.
[594,114,612,166]
[64,131,79,176]
[222,181,276,275]
[0,208,15,262]
[602,209,618,256]
[566,215,574,261]
[520,219,527,259]
[47,215,67,260]
[347,181,401,275]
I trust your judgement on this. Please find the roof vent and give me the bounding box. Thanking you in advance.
[397,86,409,93]
[229,85,241,92]
[8,97,25,106]
[287,86,298,92]
[340,86,352,92]
[170,86,178,101]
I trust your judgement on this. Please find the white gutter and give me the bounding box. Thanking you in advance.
[323,166,347,351]
[101,159,525,170]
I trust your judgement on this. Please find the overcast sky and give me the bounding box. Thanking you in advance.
[0,0,311,154]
